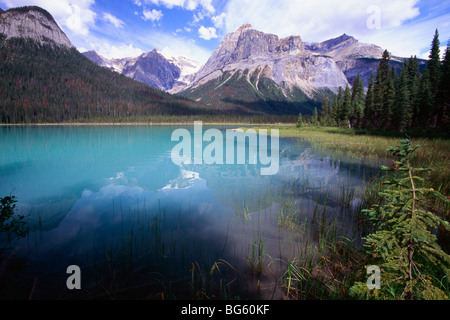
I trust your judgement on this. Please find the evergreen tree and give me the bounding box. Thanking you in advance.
[393,61,412,132]
[428,29,442,99]
[351,73,365,128]
[296,113,303,128]
[406,56,421,128]
[373,50,392,129]
[341,85,352,128]
[332,87,343,126]
[312,107,319,126]
[363,74,375,129]
[436,40,450,130]
[351,140,450,300]
[320,95,330,126]
[329,95,338,127]
[417,67,434,128]
[407,56,420,108]
[380,66,396,130]
[427,29,442,127]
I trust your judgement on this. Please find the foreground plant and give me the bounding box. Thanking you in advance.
[351,139,450,300]
[0,195,29,257]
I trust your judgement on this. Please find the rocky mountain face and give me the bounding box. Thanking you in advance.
[82,49,201,92]
[180,25,419,114]
[188,24,349,98]
[305,33,404,87]
[0,6,73,48]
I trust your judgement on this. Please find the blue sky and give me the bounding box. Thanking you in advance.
[1,0,449,64]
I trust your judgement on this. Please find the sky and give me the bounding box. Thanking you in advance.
[0,0,449,64]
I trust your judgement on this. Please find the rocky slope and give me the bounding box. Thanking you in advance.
[180,25,424,113]
[305,33,406,87]
[0,6,73,48]
[187,24,349,98]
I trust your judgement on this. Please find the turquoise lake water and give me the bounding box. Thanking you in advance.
[0,125,384,299]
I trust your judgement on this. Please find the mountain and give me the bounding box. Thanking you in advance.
[181,24,350,114]
[166,55,202,94]
[0,6,214,123]
[305,33,407,87]
[0,6,73,48]
[82,49,201,92]
[178,25,427,114]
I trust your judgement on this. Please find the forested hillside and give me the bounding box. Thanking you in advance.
[0,34,216,123]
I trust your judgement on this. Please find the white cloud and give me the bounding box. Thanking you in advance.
[142,8,163,21]
[360,12,450,59]
[102,12,125,29]
[222,0,420,42]
[211,12,226,29]
[192,11,204,24]
[198,25,217,40]
[1,0,97,36]
[218,0,450,59]
[136,0,215,14]
[93,42,144,59]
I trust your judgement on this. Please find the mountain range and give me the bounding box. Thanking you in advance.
[82,23,420,114]
[1,5,426,119]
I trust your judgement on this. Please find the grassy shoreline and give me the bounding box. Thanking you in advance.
[252,125,450,195]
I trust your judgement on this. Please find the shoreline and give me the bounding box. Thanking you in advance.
[0,122,297,127]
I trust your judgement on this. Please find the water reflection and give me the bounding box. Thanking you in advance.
[0,126,385,299]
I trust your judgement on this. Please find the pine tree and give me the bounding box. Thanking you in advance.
[428,29,442,98]
[406,56,421,128]
[393,62,412,132]
[363,74,375,129]
[373,50,392,129]
[333,87,343,126]
[416,67,434,128]
[351,140,450,300]
[320,95,330,126]
[381,66,396,130]
[436,40,450,130]
[341,85,352,128]
[312,107,319,126]
[351,73,365,128]
[329,95,338,127]
[428,29,442,127]
[407,56,420,108]
[296,113,303,128]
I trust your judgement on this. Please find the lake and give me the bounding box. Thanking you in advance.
[0,125,385,299]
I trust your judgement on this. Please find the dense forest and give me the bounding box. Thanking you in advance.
[0,34,219,123]
[315,30,449,137]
